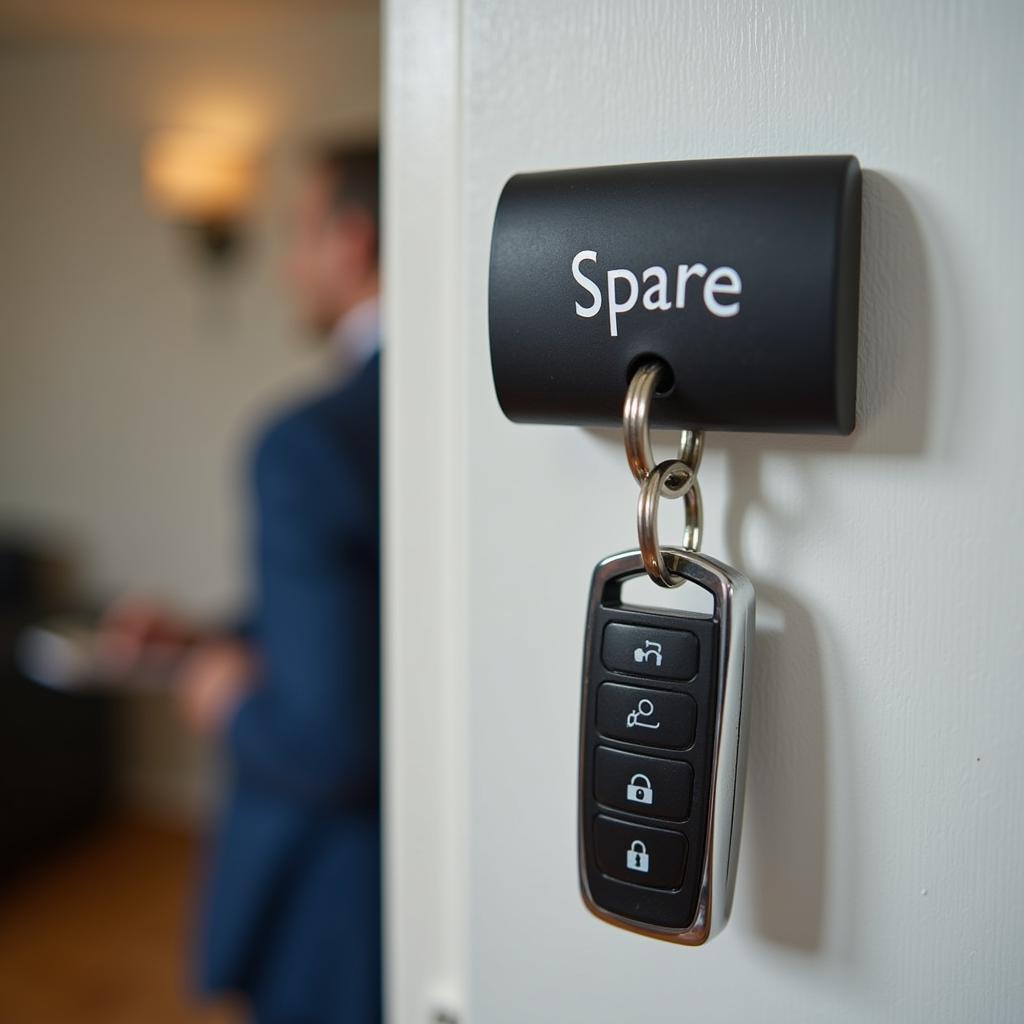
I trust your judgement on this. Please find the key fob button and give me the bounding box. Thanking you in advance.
[597,682,696,749]
[594,746,693,821]
[601,622,699,680]
[593,815,686,890]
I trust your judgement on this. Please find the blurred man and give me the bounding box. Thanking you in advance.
[104,143,381,1024]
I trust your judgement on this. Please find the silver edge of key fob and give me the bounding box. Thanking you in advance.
[577,547,755,945]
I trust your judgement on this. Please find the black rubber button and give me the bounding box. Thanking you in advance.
[596,682,696,749]
[601,622,699,680]
[593,815,686,889]
[594,746,693,821]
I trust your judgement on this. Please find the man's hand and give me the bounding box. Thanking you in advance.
[99,595,254,735]
[97,596,197,677]
[176,639,255,736]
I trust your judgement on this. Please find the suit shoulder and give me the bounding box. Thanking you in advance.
[251,356,380,488]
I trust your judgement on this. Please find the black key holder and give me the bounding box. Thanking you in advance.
[488,155,862,435]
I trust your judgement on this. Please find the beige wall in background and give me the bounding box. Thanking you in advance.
[0,3,380,819]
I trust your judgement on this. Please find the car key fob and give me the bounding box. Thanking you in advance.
[578,547,754,944]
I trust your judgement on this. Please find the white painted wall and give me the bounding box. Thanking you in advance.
[386,0,1023,1020]
[0,5,379,818]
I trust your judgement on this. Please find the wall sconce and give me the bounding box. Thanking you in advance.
[144,130,257,263]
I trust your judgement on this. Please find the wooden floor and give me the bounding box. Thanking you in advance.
[0,819,240,1024]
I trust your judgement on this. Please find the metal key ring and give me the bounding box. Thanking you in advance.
[624,361,704,486]
[637,459,703,587]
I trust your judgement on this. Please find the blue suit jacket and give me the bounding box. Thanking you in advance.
[199,354,381,1024]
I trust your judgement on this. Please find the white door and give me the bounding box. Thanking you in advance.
[384,2,1024,1021]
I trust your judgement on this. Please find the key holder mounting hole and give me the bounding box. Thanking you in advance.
[627,354,675,398]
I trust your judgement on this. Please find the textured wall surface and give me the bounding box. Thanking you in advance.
[388,1,1023,1020]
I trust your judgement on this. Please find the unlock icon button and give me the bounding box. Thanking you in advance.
[594,746,693,821]
[627,773,654,805]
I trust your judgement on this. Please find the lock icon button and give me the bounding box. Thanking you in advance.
[626,839,650,873]
[627,773,654,805]
[594,816,686,890]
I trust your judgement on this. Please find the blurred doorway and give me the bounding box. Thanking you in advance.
[0,1,380,1020]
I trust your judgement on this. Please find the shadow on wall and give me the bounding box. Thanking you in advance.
[719,170,937,959]
[724,458,830,954]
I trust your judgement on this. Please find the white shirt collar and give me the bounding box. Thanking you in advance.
[331,294,381,377]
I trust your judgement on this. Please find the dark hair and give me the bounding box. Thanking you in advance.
[314,141,380,262]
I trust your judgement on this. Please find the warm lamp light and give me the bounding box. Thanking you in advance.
[144,130,257,261]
